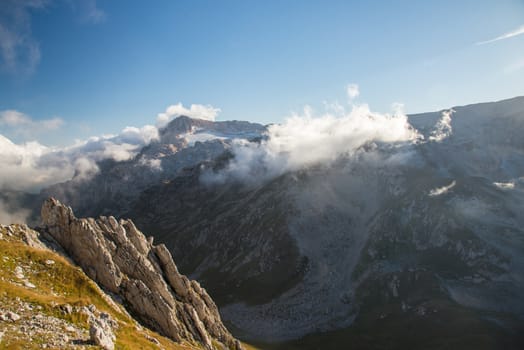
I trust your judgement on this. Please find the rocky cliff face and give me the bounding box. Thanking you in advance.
[40,197,241,350]
[0,223,198,349]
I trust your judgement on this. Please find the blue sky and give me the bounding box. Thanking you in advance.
[1,0,523,145]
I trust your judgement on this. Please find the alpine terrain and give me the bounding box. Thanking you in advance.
[14,97,524,349]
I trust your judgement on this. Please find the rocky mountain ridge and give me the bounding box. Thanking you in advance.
[0,223,176,349]
[39,197,242,350]
[122,97,524,348]
[20,97,524,348]
[40,117,266,218]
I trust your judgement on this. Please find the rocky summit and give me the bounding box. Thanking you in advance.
[40,197,242,350]
[38,116,266,219]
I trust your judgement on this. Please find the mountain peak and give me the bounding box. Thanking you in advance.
[163,115,207,133]
[159,115,266,145]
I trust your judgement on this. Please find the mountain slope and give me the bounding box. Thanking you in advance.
[39,198,242,350]
[0,223,200,349]
[0,199,249,350]
[126,97,524,347]
[39,97,524,348]
[41,117,265,218]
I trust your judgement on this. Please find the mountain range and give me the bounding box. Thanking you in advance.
[4,97,524,349]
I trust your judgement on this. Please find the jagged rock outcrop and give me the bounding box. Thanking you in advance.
[87,310,117,350]
[41,197,242,350]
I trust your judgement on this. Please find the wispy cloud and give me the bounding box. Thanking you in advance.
[0,0,106,76]
[0,110,64,139]
[202,93,421,185]
[476,24,524,45]
[70,0,106,24]
[0,0,47,75]
[346,83,360,100]
[0,122,159,192]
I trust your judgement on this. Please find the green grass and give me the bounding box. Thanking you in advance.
[0,225,206,350]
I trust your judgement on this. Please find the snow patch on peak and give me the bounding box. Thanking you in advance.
[429,109,454,142]
[429,180,456,197]
[182,130,228,146]
[493,181,515,190]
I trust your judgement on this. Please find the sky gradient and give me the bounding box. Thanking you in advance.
[1,0,523,145]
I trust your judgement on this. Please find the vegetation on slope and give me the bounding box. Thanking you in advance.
[0,224,216,350]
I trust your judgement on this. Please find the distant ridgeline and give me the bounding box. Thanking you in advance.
[19,97,524,348]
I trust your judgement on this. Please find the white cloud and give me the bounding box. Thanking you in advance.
[391,102,405,115]
[39,117,64,130]
[476,24,524,45]
[0,110,64,143]
[117,125,159,145]
[429,180,456,197]
[0,121,160,192]
[0,110,31,126]
[0,134,67,192]
[0,0,46,75]
[346,83,360,100]
[429,109,453,142]
[156,103,221,127]
[79,139,138,162]
[66,123,159,162]
[0,110,64,134]
[203,100,421,184]
[138,156,162,171]
[72,157,99,180]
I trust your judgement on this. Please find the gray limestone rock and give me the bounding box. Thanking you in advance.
[41,197,241,350]
[89,313,116,350]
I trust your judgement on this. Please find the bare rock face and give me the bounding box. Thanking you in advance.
[41,197,242,350]
[88,311,116,350]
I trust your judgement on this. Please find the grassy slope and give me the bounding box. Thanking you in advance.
[0,224,255,350]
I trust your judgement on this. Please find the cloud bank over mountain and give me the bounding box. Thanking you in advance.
[203,103,422,184]
[0,95,457,193]
[0,124,158,192]
[0,102,223,192]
